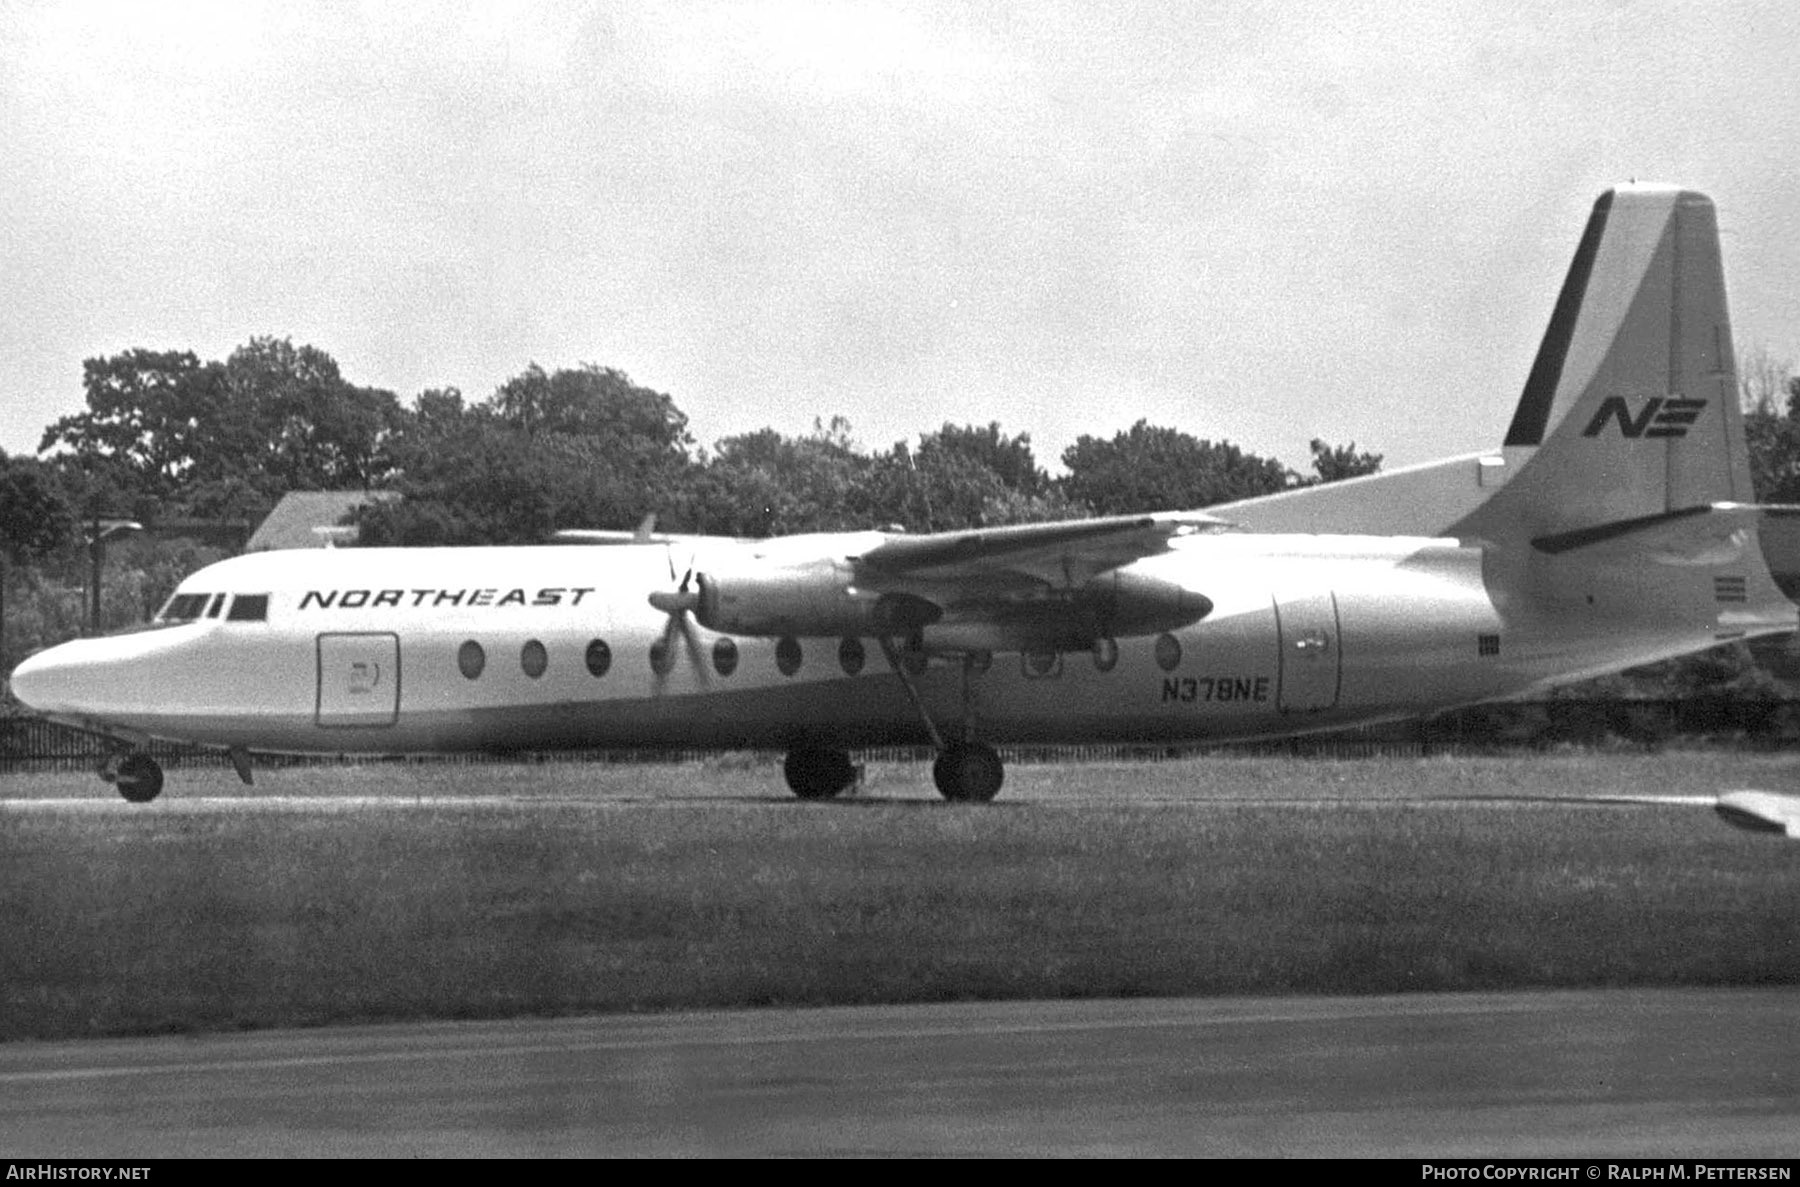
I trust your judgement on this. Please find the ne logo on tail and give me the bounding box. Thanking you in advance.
[1580,396,1708,439]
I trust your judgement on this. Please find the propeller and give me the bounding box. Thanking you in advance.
[647,547,708,691]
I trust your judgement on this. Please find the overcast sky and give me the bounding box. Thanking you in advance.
[2,0,1796,477]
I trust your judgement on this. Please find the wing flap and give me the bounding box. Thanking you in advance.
[854,512,1226,582]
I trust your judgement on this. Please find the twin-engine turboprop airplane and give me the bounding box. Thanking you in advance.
[10,184,1799,805]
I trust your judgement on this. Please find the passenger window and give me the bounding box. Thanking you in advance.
[838,637,865,676]
[521,639,547,678]
[1155,633,1182,672]
[227,594,270,622]
[775,636,802,676]
[458,640,486,680]
[585,639,611,677]
[649,638,673,675]
[712,637,739,677]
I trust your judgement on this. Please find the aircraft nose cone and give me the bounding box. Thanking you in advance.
[9,637,133,717]
[10,645,79,714]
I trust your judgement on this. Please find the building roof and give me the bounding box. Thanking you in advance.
[244,490,400,551]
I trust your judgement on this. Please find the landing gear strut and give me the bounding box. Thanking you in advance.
[876,637,1007,804]
[102,752,164,803]
[783,746,859,800]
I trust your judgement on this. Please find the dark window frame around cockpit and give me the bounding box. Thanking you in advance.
[159,593,211,622]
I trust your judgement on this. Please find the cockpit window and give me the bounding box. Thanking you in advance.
[227,594,270,622]
[160,593,210,622]
[205,593,227,619]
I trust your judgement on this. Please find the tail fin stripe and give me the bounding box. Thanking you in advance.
[1504,192,1614,448]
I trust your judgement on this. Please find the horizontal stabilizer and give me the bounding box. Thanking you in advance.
[1715,791,1800,838]
[1529,502,1771,560]
[1529,504,1800,608]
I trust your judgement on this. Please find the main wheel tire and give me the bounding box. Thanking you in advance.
[783,746,857,800]
[115,753,164,803]
[932,742,1004,803]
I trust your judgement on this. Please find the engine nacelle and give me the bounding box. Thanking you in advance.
[689,562,1206,643]
[693,561,941,638]
[1079,569,1212,637]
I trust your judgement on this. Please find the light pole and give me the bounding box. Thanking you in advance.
[85,517,142,635]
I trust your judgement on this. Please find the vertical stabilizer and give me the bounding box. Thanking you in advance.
[1457,185,1749,542]
[1213,185,1751,540]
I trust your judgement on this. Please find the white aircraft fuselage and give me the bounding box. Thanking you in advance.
[12,525,1757,755]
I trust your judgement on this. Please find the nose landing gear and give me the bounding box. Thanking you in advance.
[783,746,860,800]
[101,752,164,803]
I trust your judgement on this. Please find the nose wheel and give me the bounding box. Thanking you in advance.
[783,746,859,800]
[932,742,1004,803]
[102,752,164,803]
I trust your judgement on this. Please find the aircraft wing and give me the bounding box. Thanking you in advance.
[550,529,750,547]
[674,512,1225,647]
[851,512,1228,586]
[550,511,745,548]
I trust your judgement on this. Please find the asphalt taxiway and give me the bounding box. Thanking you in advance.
[3,990,1796,1157]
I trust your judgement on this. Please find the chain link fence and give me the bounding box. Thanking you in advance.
[6,698,1799,774]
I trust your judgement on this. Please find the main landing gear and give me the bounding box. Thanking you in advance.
[779,740,1004,802]
[881,638,1005,803]
[931,740,1004,803]
[101,751,164,803]
[779,640,1007,804]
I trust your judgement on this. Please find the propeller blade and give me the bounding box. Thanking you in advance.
[651,613,680,691]
[647,551,708,694]
[648,588,699,615]
[676,610,707,683]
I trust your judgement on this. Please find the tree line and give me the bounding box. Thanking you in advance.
[10,338,1383,547]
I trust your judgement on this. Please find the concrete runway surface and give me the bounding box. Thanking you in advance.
[2,989,1796,1157]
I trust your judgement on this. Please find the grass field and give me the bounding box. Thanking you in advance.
[2,752,1797,1041]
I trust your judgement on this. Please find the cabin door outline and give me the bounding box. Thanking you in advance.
[316,632,400,728]
[1273,592,1341,712]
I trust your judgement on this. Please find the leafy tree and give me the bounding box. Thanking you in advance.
[40,349,228,507]
[853,443,1000,531]
[1740,348,1800,503]
[914,422,1049,497]
[1059,420,1294,515]
[222,337,402,494]
[680,419,869,536]
[39,339,400,524]
[1305,438,1383,484]
[490,363,692,462]
[0,452,76,564]
[359,366,698,545]
[851,439,1084,532]
[356,408,558,546]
